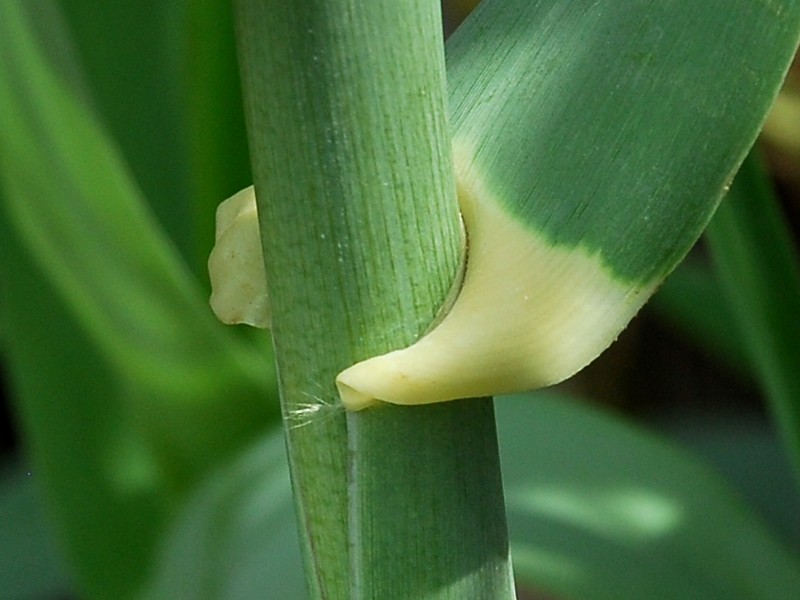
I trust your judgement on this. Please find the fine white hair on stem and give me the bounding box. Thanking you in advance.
[284,389,344,430]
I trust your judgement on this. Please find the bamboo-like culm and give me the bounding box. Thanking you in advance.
[233,1,515,598]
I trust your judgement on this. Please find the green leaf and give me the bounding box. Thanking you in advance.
[141,429,306,600]
[60,0,255,284]
[499,393,800,600]
[706,153,800,484]
[0,215,171,599]
[0,463,73,598]
[59,0,196,271]
[184,0,253,274]
[449,0,800,282]
[0,2,277,596]
[649,259,753,378]
[0,0,275,485]
[654,411,800,553]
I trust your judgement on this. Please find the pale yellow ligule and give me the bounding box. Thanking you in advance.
[208,186,270,328]
[335,148,654,410]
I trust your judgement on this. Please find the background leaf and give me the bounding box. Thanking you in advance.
[0,463,73,599]
[650,260,753,378]
[131,392,800,600]
[0,2,277,596]
[500,393,800,600]
[58,0,254,288]
[142,429,305,600]
[706,154,800,483]
[58,0,196,272]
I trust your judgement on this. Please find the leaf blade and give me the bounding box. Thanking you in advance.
[500,393,800,600]
[0,3,277,595]
[706,153,800,485]
[449,0,800,282]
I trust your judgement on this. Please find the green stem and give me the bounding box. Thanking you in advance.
[234,1,514,598]
[349,402,514,599]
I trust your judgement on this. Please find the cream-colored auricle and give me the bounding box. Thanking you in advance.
[208,150,653,411]
[208,186,270,329]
